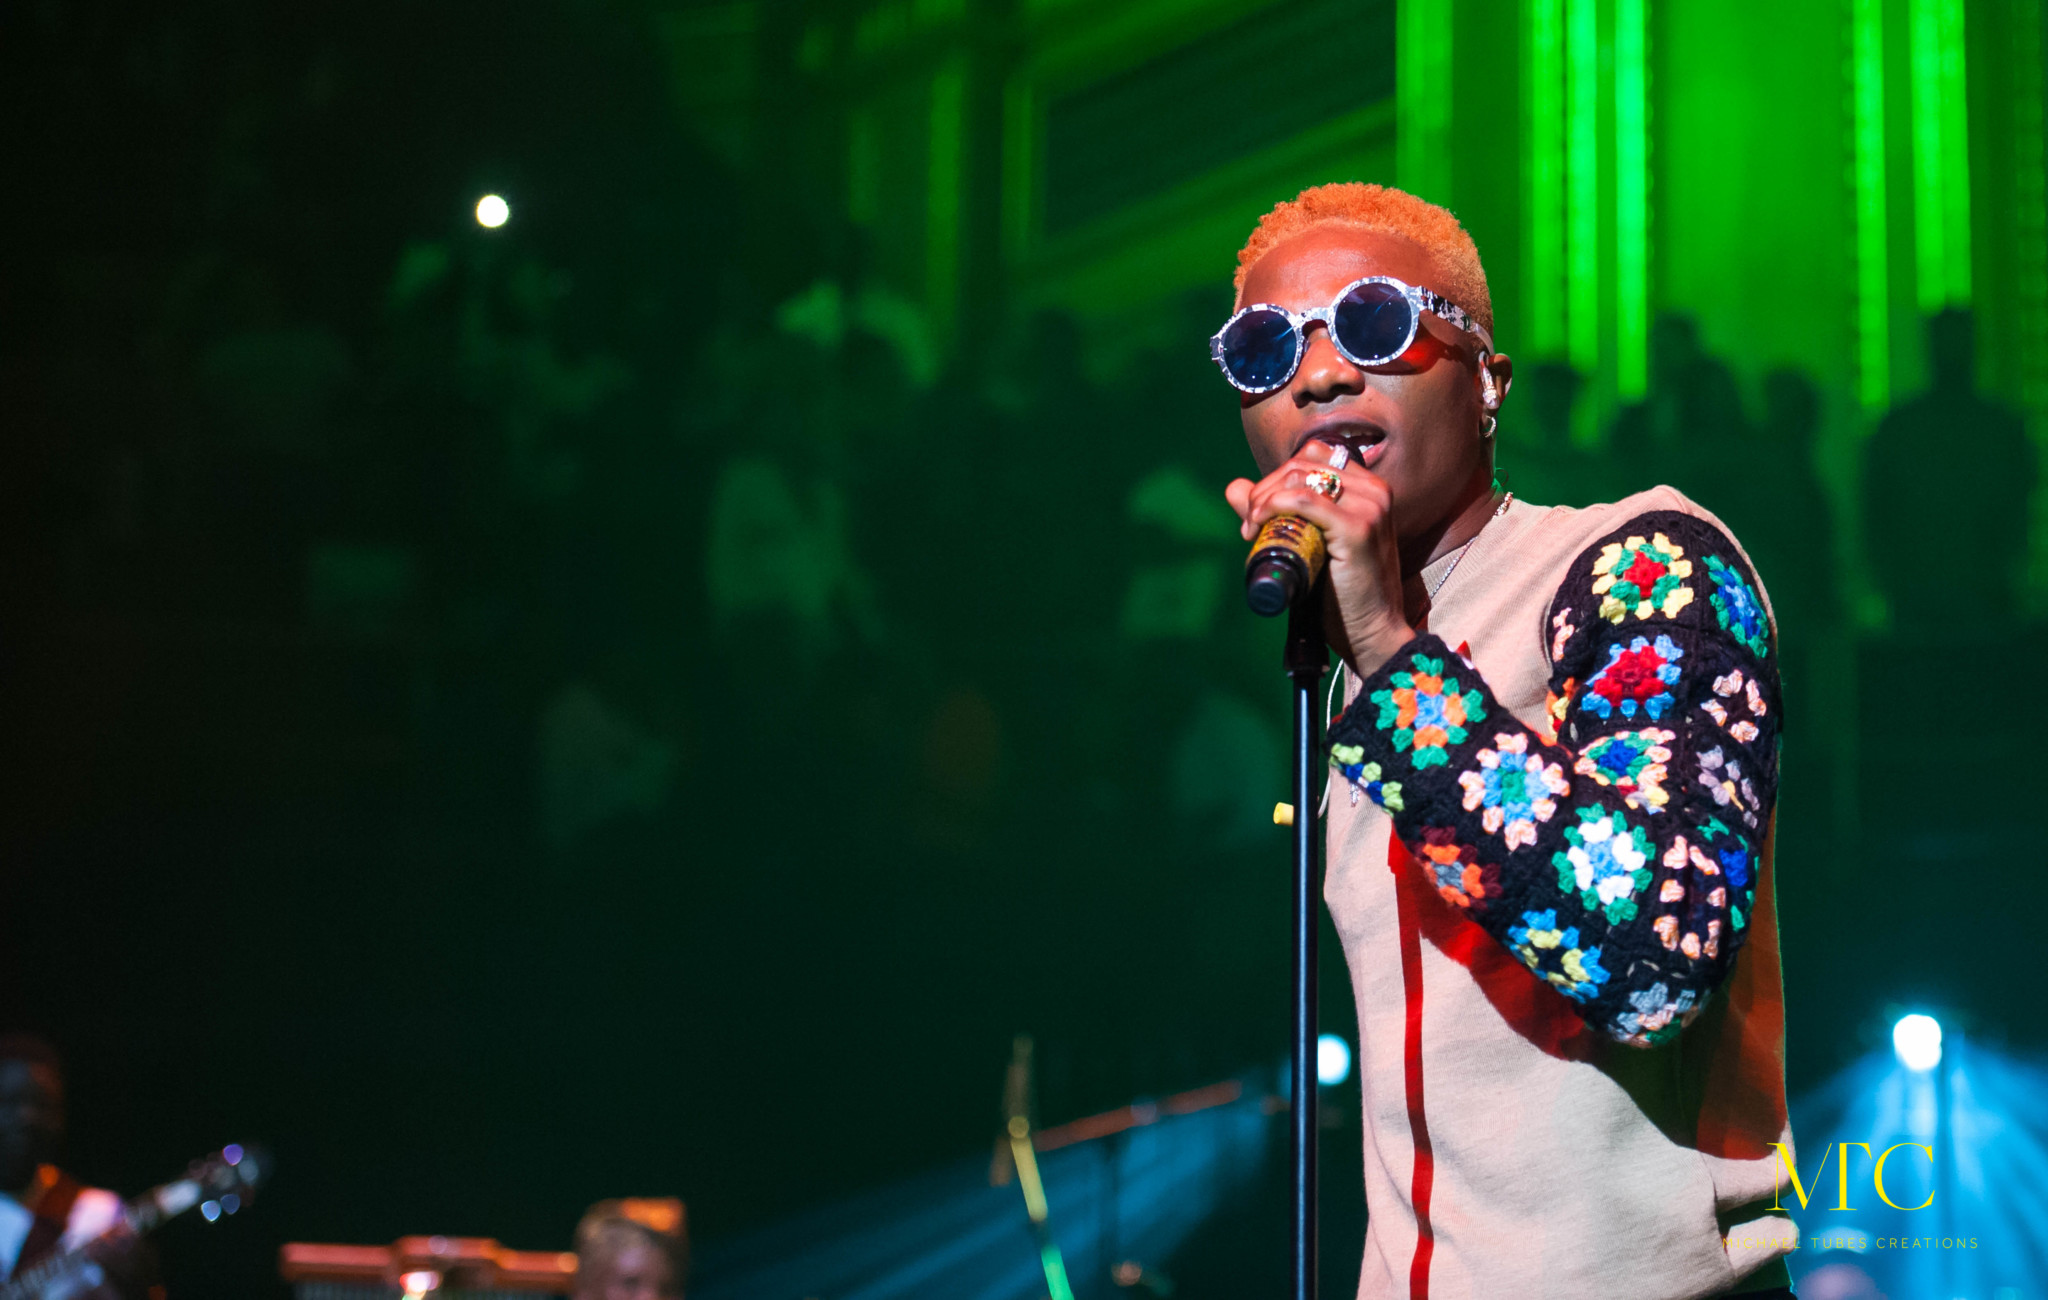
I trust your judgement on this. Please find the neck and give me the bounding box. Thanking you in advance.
[1399,469,1503,575]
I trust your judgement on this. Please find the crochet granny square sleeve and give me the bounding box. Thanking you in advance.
[1326,510,1780,1047]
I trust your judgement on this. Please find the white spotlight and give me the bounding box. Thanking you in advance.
[475,194,510,228]
[1317,1033,1352,1087]
[1893,1013,1943,1072]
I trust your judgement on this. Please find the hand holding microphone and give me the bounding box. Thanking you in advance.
[1224,439,1415,677]
[1241,443,1348,616]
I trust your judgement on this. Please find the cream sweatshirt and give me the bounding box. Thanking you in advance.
[1324,487,1796,1300]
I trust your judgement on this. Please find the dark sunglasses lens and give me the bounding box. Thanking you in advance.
[1334,281,1415,363]
[1220,310,1299,390]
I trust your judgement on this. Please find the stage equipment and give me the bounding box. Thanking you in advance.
[993,1036,1078,1300]
[280,1236,578,1299]
[3,1144,266,1300]
[691,1076,1264,1299]
[1280,591,1328,1300]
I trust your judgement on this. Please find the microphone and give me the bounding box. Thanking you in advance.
[1243,515,1327,616]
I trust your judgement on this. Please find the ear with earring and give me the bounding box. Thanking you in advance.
[1479,358,1500,437]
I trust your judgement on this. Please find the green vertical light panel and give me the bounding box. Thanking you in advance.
[1850,0,1890,411]
[1564,0,1600,377]
[1612,0,1649,399]
[1398,0,1455,203]
[1000,76,1034,266]
[1909,0,1971,310]
[1936,0,1970,304]
[927,56,966,335]
[1524,0,1565,357]
[2018,0,2048,414]
[2013,0,2048,610]
[1937,0,1971,306]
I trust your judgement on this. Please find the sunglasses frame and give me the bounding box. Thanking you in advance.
[1209,275,1496,395]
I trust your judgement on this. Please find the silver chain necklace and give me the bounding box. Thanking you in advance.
[1426,491,1514,601]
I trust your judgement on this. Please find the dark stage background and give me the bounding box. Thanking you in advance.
[3,1,2045,1296]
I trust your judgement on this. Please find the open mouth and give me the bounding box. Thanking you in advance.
[1300,421,1390,469]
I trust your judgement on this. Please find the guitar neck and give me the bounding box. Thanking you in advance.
[122,1175,203,1237]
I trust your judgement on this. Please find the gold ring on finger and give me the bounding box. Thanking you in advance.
[1304,468,1344,501]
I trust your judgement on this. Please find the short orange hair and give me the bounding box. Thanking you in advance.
[1234,182,1494,337]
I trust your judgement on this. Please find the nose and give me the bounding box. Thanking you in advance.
[1292,324,1364,404]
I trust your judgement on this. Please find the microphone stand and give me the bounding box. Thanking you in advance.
[1283,588,1327,1300]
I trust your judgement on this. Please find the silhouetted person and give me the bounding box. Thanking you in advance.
[1605,315,1754,511]
[1496,360,1601,506]
[0,1036,155,1298]
[1864,309,2036,636]
[1718,370,1841,856]
[1722,369,1839,643]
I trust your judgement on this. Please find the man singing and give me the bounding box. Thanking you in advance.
[1219,184,1794,1299]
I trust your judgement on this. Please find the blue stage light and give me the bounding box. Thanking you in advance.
[475,194,510,228]
[1892,1013,1942,1072]
[1794,1015,2048,1298]
[1317,1033,1352,1087]
[686,1087,1272,1300]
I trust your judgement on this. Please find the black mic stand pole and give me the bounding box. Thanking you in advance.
[1283,586,1327,1300]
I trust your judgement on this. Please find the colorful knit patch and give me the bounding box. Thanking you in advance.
[1704,555,1770,657]
[1582,634,1684,721]
[1418,826,1499,909]
[1370,653,1487,769]
[1712,670,1767,714]
[1716,842,1753,889]
[1545,679,1577,741]
[1591,532,1695,624]
[1550,606,1578,661]
[1457,732,1570,850]
[1552,805,1654,924]
[1507,907,1611,1002]
[1613,981,1699,1046]
[1330,744,1404,811]
[1574,728,1675,813]
[1654,911,1725,961]
[1652,835,1727,960]
[1697,745,1759,829]
[1702,669,1770,749]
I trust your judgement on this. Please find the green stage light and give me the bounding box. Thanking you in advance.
[475,194,510,228]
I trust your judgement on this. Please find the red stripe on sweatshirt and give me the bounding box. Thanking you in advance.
[1390,835,1435,1300]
